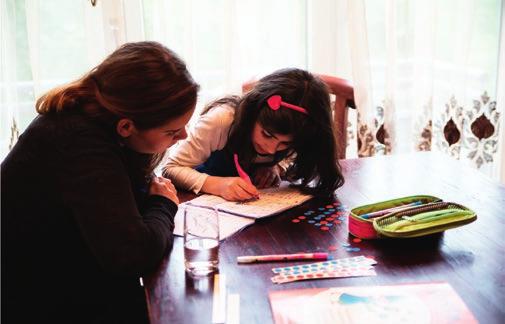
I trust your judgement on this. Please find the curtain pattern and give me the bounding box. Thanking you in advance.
[433,92,500,168]
[465,93,500,168]
[347,0,501,178]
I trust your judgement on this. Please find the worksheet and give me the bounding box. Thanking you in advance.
[173,182,312,240]
[188,182,313,219]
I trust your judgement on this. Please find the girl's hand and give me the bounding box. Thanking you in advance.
[202,176,259,201]
[253,165,281,189]
[149,176,179,205]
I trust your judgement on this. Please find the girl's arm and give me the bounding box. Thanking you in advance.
[163,105,234,193]
[164,104,259,201]
[201,175,259,201]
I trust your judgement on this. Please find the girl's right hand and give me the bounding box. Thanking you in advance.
[149,176,179,205]
[202,176,259,201]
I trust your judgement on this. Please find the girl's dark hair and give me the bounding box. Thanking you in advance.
[36,41,199,173]
[206,68,344,197]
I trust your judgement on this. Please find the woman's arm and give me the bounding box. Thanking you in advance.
[56,127,177,276]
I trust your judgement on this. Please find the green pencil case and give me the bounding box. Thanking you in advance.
[349,195,477,239]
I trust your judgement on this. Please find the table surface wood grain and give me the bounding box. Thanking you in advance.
[145,152,505,324]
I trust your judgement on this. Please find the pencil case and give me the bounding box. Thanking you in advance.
[348,195,477,239]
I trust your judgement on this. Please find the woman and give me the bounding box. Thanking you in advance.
[1,41,198,323]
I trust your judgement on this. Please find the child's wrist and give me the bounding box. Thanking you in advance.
[201,175,222,196]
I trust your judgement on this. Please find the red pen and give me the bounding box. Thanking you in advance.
[233,153,251,183]
[236,252,328,264]
[233,153,259,199]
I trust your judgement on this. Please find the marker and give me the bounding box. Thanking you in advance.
[233,153,259,200]
[361,201,423,219]
[237,252,328,264]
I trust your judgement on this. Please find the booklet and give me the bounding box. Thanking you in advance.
[268,282,477,324]
[173,182,313,240]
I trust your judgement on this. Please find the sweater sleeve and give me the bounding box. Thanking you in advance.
[56,126,177,277]
[163,104,234,193]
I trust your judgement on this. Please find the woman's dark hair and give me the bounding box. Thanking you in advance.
[36,41,199,173]
[205,68,344,197]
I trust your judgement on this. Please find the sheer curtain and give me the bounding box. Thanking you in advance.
[141,0,308,117]
[2,0,502,181]
[498,1,505,183]
[343,0,502,179]
[0,0,139,159]
[1,0,308,159]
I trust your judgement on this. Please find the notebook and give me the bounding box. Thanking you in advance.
[173,182,313,240]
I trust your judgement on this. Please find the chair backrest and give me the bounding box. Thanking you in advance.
[242,74,355,159]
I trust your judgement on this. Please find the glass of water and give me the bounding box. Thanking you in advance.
[184,204,220,276]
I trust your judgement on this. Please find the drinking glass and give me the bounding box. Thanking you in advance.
[184,204,220,276]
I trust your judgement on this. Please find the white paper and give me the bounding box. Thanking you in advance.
[173,182,312,241]
[173,205,255,241]
[188,182,313,219]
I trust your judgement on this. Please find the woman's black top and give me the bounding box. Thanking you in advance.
[1,111,177,323]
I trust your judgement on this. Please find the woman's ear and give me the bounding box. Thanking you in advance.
[116,118,136,138]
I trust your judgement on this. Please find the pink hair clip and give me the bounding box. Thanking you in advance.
[266,95,308,115]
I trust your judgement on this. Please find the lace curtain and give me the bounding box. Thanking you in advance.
[343,0,502,178]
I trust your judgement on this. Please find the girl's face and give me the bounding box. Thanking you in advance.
[251,122,293,156]
[121,108,194,154]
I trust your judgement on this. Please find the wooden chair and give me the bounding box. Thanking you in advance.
[242,74,355,159]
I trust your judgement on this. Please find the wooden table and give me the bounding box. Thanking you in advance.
[145,152,505,324]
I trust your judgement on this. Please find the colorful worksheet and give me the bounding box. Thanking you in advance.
[269,282,477,324]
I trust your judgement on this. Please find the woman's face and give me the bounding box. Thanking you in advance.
[122,108,194,154]
[251,122,293,156]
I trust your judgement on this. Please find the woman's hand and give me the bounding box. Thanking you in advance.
[202,176,259,201]
[149,176,179,205]
[253,165,281,189]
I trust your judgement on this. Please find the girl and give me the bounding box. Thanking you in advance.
[164,68,344,201]
[1,41,198,323]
